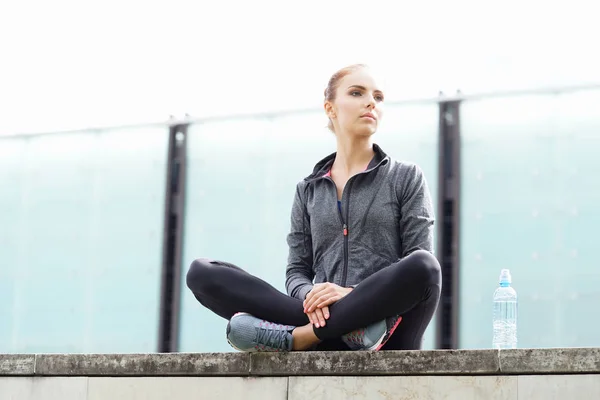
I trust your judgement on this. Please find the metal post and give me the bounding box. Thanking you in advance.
[436,98,461,349]
[158,123,188,352]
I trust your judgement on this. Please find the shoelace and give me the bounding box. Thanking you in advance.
[255,323,291,351]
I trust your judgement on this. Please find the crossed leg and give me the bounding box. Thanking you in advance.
[186,250,441,350]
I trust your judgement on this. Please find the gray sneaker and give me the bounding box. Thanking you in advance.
[342,315,402,351]
[226,312,295,352]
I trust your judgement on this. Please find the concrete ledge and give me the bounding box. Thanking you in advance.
[1,348,599,377]
[499,348,600,374]
[35,353,250,376]
[0,355,35,375]
[251,349,500,376]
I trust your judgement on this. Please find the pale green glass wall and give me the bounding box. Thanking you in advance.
[179,103,439,352]
[459,89,600,349]
[0,127,168,353]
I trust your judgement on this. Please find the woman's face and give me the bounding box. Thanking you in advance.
[326,68,385,138]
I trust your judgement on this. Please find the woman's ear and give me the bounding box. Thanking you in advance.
[324,101,336,119]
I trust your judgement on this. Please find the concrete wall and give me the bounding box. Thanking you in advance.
[2,349,599,399]
[3,375,600,400]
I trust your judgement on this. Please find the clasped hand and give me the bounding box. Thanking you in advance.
[303,282,352,328]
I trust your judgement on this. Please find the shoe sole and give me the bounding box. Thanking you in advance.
[371,316,403,351]
[227,337,245,352]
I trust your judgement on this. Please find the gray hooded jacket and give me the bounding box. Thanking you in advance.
[285,144,435,300]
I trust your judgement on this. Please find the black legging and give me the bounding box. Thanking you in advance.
[186,250,441,350]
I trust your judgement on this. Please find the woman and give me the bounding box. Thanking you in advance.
[186,64,441,352]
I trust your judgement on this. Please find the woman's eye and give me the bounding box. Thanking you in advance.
[351,91,362,96]
[375,95,384,102]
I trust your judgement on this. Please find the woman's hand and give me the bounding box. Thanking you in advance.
[304,282,353,317]
[306,306,329,328]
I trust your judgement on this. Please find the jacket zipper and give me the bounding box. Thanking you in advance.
[330,178,353,287]
[336,202,349,286]
[340,180,353,287]
[328,177,350,287]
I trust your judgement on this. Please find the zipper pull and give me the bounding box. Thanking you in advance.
[343,224,348,236]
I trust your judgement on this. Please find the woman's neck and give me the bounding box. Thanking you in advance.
[332,135,374,176]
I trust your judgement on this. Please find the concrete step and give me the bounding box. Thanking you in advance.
[1,348,599,399]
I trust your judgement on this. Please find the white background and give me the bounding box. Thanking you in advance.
[1,0,598,134]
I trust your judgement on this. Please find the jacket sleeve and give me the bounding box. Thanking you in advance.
[396,163,435,256]
[285,182,315,300]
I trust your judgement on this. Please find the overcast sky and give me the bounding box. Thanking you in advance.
[1,0,598,135]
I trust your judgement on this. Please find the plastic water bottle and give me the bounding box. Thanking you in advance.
[492,269,517,349]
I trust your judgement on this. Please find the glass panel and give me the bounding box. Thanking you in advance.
[179,102,439,352]
[0,127,168,353]
[459,89,600,349]
[371,102,440,349]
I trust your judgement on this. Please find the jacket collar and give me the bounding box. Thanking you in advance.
[304,143,389,181]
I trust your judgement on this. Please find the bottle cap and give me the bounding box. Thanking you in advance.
[499,269,512,285]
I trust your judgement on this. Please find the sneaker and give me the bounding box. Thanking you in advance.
[341,315,402,351]
[226,312,295,352]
